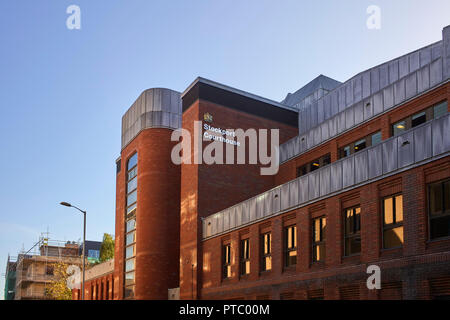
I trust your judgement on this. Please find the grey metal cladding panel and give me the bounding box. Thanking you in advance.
[223,209,230,231]
[338,86,346,112]
[280,145,288,163]
[311,102,318,128]
[145,90,153,112]
[362,71,371,99]
[241,201,249,224]
[287,140,294,159]
[409,51,420,72]
[321,121,330,141]
[394,79,406,105]
[432,114,450,156]
[397,132,414,168]
[170,90,181,114]
[331,91,339,116]
[323,94,331,120]
[299,135,307,153]
[318,99,324,124]
[293,136,300,155]
[308,171,320,200]
[235,204,243,226]
[161,89,171,112]
[330,161,343,193]
[414,123,432,162]
[217,213,223,233]
[345,80,354,106]
[329,115,338,137]
[430,58,443,87]
[370,68,380,93]
[382,138,398,174]
[229,207,236,229]
[248,198,257,222]
[319,166,331,197]
[353,75,363,103]
[306,105,312,132]
[170,113,179,129]
[345,106,355,129]
[405,72,418,99]
[255,194,265,219]
[420,46,432,67]
[280,183,290,211]
[307,129,315,149]
[337,111,346,134]
[368,144,383,179]
[299,176,309,203]
[153,89,162,111]
[363,97,374,121]
[272,187,281,213]
[263,192,273,217]
[399,55,409,79]
[389,60,399,83]
[417,65,430,93]
[383,85,394,111]
[354,150,369,184]
[313,126,321,146]
[342,157,355,188]
[289,180,299,208]
[162,111,170,127]
[373,91,383,116]
[431,42,442,61]
[379,64,389,89]
[210,215,217,235]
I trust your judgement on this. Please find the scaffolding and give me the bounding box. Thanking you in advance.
[14,236,82,300]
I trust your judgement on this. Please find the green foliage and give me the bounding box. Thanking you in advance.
[99,233,115,262]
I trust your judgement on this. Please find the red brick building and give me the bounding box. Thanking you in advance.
[72,259,114,300]
[110,25,450,300]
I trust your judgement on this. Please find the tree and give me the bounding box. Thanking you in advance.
[45,262,72,300]
[100,233,114,262]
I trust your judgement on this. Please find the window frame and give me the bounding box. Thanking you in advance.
[222,243,232,279]
[296,153,331,177]
[284,225,297,267]
[339,131,381,159]
[312,217,326,263]
[343,206,361,257]
[260,232,272,272]
[428,179,450,240]
[381,194,404,249]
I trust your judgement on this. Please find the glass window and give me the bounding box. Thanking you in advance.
[240,239,250,275]
[261,233,272,271]
[312,217,326,262]
[354,139,366,153]
[126,231,135,246]
[411,111,426,128]
[322,154,331,166]
[125,258,135,272]
[284,226,297,267]
[125,272,135,286]
[344,207,361,256]
[126,245,135,259]
[371,131,382,146]
[392,120,406,136]
[127,190,137,207]
[342,146,351,158]
[383,195,404,249]
[127,203,136,215]
[310,159,320,171]
[88,250,100,259]
[127,177,137,193]
[222,244,231,279]
[127,153,137,170]
[429,180,450,240]
[126,219,136,233]
[433,101,448,119]
[127,167,137,181]
[124,285,135,299]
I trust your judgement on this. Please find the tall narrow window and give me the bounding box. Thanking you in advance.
[222,244,231,279]
[312,217,326,262]
[261,233,272,271]
[429,180,450,239]
[124,153,137,299]
[284,225,297,267]
[344,207,361,256]
[383,195,404,249]
[240,239,250,275]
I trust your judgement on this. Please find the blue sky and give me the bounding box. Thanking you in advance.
[0,0,449,299]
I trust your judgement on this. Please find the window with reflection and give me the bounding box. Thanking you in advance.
[261,233,272,272]
[392,100,448,137]
[339,131,382,159]
[382,195,404,249]
[296,154,331,177]
[124,153,137,299]
[240,239,250,275]
[429,179,450,240]
[312,217,326,262]
[284,225,297,267]
[344,207,361,256]
[222,243,232,279]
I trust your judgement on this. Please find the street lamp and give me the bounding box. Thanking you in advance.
[60,201,86,300]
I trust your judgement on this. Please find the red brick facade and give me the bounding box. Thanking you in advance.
[72,273,114,300]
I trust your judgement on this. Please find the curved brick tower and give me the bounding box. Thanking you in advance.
[113,88,181,300]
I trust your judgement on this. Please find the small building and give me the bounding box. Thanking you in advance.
[72,259,114,300]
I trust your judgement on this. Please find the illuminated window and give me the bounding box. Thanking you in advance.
[222,244,232,279]
[240,239,250,275]
[382,195,404,249]
[340,131,381,159]
[312,217,326,262]
[284,225,297,267]
[296,153,331,177]
[429,180,450,240]
[261,233,272,271]
[344,207,361,256]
